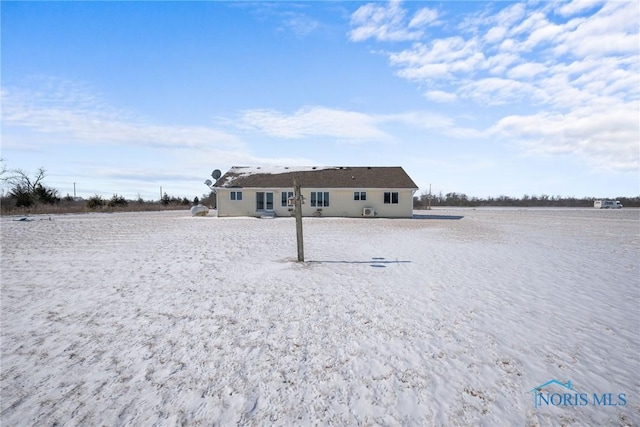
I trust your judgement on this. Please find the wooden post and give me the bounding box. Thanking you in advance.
[294,177,304,262]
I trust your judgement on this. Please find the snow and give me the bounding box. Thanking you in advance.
[219,166,334,186]
[1,208,638,426]
[229,166,333,175]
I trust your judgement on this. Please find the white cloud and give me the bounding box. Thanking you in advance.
[1,82,243,150]
[236,107,460,141]
[506,62,548,80]
[554,1,638,58]
[280,11,319,37]
[484,26,507,43]
[2,78,464,157]
[494,2,527,28]
[395,61,450,81]
[557,0,606,18]
[389,37,484,81]
[542,55,640,109]
[486,52,521,75]
[348,0,639,172]
[348,0,439,42]
[378,111,453,130]
[561,32,638,58]
[497,38,521,54]
[522,20,564,50]
[490,102,640,171]
[348,0,417,42]
[459,78,540,105]
[409,7,438,28]
[509,11,547,38]
[237,107,391,140]
[371,0,638,108]
[424,90,457,103]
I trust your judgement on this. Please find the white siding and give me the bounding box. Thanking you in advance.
[217,187,414,218]
[216,189,255,217]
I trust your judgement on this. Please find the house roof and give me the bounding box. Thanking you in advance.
[215,166,418,189]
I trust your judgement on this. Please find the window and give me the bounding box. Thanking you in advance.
[230,191,242,201]
[310,191,330,207]
[281,191,294,207]
[384,191,399,204]
[354,191,367,201]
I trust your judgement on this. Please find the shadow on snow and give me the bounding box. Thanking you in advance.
[308,259,411,268]
[412,214,464,220]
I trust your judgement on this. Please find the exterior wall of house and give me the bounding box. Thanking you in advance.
[215,188,256,217]
[216,187,414,218]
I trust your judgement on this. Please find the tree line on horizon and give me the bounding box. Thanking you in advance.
[0,163,215,214]
[413,191,640,208]
[2,163,637,212]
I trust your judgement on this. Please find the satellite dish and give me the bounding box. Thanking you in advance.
[212,169,222,180]
[204,179,212,186]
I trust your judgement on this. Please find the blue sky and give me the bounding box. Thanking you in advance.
[1,0,638,201]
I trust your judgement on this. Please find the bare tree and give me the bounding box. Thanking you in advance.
[3,167,47,192]
[2,166,59,207]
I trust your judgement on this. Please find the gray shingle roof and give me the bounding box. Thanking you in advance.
[215,166,418,189]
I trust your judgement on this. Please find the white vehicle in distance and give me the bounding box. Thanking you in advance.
[594,200,623,209]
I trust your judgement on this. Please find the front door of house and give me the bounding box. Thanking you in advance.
[256,192,274,211]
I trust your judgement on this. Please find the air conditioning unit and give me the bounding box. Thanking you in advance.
[362,207,375,217]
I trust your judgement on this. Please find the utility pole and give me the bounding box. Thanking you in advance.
[73,182,76,199]
[428,183,432,210]
[294,177,304,262]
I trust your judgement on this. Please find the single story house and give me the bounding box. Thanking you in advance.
[214,166,418,218]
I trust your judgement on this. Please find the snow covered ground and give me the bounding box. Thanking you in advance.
[1,208,638,426]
